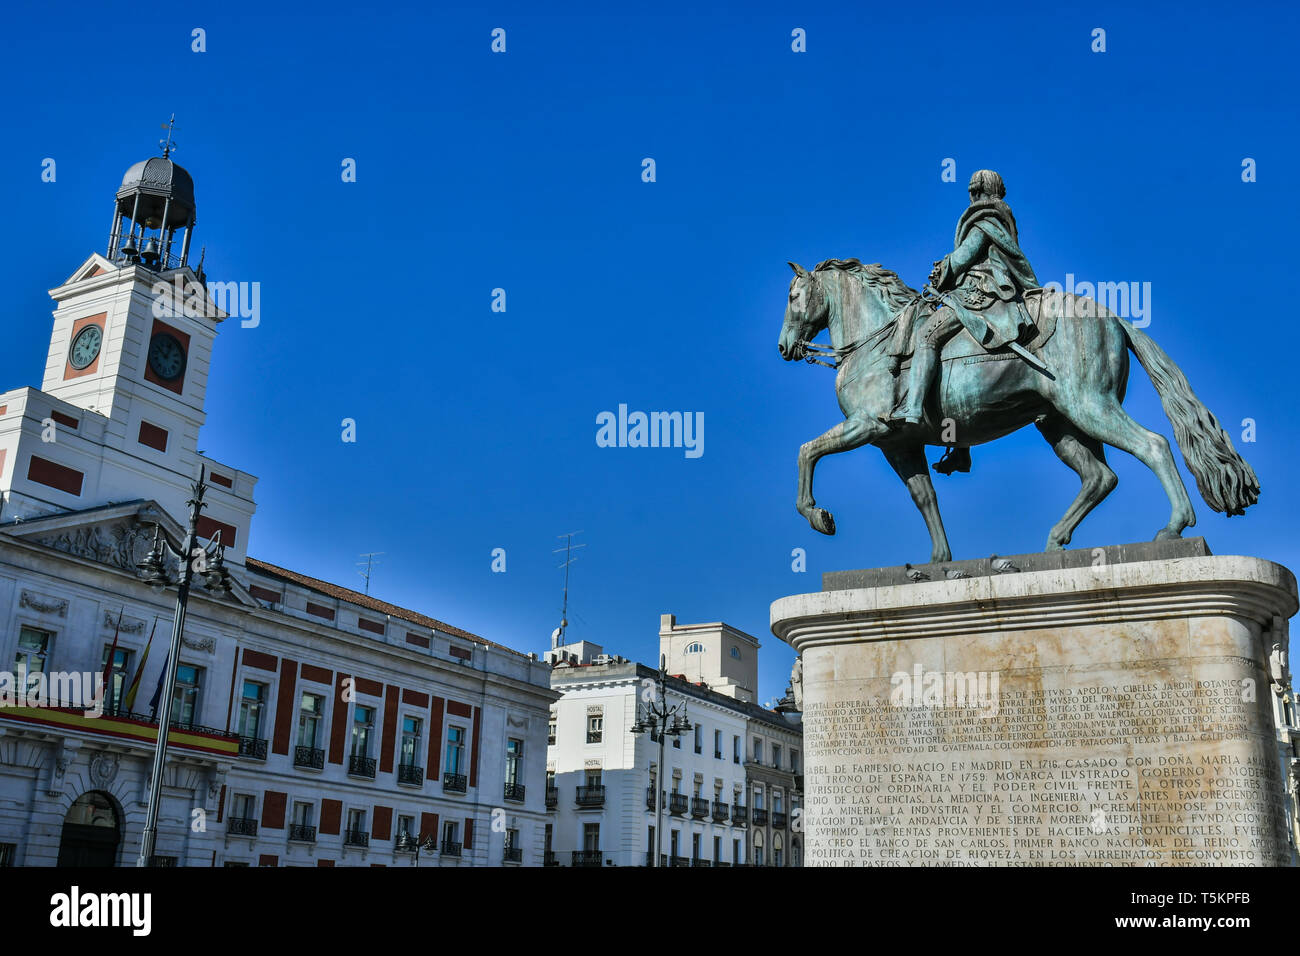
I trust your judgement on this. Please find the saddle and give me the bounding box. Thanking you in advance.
[894,287,1060,369]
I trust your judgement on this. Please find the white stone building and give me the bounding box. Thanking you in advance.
[543,614,802,866]
[0,147,555,868]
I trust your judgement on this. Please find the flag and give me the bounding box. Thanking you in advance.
[123,617,159,711]
[149,651,170,720]
[102,610,123,707]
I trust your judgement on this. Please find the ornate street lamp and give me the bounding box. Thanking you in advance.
[629,655,691,867]
[395,829,438,865]
[134,467,231,867]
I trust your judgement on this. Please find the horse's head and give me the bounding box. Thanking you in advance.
[778,261,828,362]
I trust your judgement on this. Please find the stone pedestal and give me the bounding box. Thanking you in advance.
[771,540,1298,866]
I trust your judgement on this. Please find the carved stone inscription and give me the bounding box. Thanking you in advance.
[804,671,1290,866]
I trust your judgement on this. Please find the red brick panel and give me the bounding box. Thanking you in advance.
[196,515,237,547]
[358,618,385,635]
[355,677,382,698]
[379,685,399,774]
[262,791,286,830]
[301,663,332,684]
[449,645,472,661]
[270,659,298,756]
[405,632,429,648]
[469,706,482,788]
[27,456,83,496]
[320,799,342,835]
[242,648,277,672]
[50,410,78,430]
[426,697,445,779]
[306,602,335,621]
[420,812,439,841]
[258,854,278,867]
[209,471,233,488]
[329,673,350,764]
[137,420,169,452]
[402,689,428,708]
[447,700,472,718]
[317,859,334,867]
[372,805,392,841]
[248,584,280,604]
[464,818,474,850]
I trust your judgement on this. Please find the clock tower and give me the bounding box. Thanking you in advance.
[0,141,257,563]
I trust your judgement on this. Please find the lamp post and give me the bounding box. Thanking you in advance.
[629,655,691,867]
[395,830,437,865]
[134,467,231,867]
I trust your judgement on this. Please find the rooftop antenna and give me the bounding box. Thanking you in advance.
[159,114,179,159]
[357,552,384,596]
[551,531,586,648]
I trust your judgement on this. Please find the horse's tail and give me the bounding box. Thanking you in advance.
[1122,322,1259,515]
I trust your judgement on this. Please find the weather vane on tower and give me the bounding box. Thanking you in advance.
[159,114,179,159]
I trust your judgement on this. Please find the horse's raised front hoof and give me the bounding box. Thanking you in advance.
[1045,540,1066,552]
[1154,528,1183,542]
[810,508,836,536]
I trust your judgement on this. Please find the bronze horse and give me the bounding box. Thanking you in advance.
[777,259,1258,561]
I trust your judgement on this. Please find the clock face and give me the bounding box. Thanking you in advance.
[68,324,103,370]
[148,332,186,382]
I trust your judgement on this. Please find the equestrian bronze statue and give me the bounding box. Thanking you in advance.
[776,170,1258,562]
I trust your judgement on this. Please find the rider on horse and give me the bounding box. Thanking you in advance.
[886,169,1041,430]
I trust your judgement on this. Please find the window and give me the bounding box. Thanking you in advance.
[0,843,14,867]
[15,626,50,676]
[505,827,519,853]
[101,644,131,712]
[587,713,603,743]
[774,791,784,814]
[754,833,765,866]
[505,738,523,785]
[443,820,459,845]
[713,835,722,863]
[238,681,266,739]
[231,793,255,820]
[791,749,800,773]
[298,693,324,748]
[691,832,701,860]
[733,838,740,865]
[547,714,556,745]
[584,769,602,788]
[171,664,202,726]
[693,724,702,754]
[445,726,465,774]
[351,705,374,757]
[754,787,765,810]
[753,737,763,762]
[670,830,679,856]
[544,824,553,856]
[730,646,741,660]
[685,642,704,654]
[583,823,600,852]
[293,802,313,827]
[400,716,422,767]
[713,729,722,758]
[772,744,782,768]
[347,808,366,833]
[733,735,741,764]
[397,815,414,842]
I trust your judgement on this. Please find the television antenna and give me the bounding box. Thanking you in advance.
[357,552,384,596]
[551,531,586,647]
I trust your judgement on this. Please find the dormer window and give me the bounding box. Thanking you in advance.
[685,642,704,654]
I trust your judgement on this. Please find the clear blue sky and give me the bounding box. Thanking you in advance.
[2,0,1296,702]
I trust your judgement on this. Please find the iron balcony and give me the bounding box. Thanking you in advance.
[571,850,603,867]
[668,793,688,816]
[690,797,710,819]
[503,782,526,803]
[711,801,729,822]
[773,811,788,829]
[397,764,424,786]
[586,730,603,743]
[443,772,468,794]
[288,824,316,843]
[238,736,267,760]
[226,816,257,837]
[503,846,523,863]
[293,746,325,770]
[544,851,559,867]
[732,805,748,826]
[441,840,462,857]
[343,829,370,848]
[575,785,606,807]
[545,786,558,809]
[348,755,377,779]
[691,858,712,867]
[670,855,690,867]
[752,808,769,827]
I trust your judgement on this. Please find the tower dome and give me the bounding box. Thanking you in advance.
[107,122,198,273]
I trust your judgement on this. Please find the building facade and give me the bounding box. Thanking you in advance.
[544,614,802,866]
[0,148,555,868]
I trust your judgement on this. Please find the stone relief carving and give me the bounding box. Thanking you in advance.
[19,591,68,616]
[181,635,216,654]
[34,521,150,572]
[103,611,146,634]
[88,752,119,788]
[506,714,529,729]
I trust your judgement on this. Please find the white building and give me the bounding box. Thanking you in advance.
[0,146,555,868]
[544,614,802,866]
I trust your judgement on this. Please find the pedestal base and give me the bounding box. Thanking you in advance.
[772,541,1298,867]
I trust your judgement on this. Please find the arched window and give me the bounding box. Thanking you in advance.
[685,642,704,654]
[730,646,741,660]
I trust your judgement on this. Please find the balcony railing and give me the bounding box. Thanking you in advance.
[293,746,325,770]
[715,860,732,867]
[575,785,606,807]
[397,764,424,786]
[732,805,748,826]
[288,824,316,843]
[752,808,769,827]
[503,846,523,863]
[586,731,602,743]
[645,787,659,811]
[773,811,788,829]
[712,801,729,822]
[443,772,467,794]
[348,755,377,779]
[690,797,710,819]
[572,850,603,867]
[238,736,267,760]
[503,782,526,803]
[668,793,688,816]
[226,816,258,837]
[691,858,711,867]
[441,840,462,857]
[544,851,559,867]
[343,829,370,848]
[670,854,690,867]
[545,786,558,809]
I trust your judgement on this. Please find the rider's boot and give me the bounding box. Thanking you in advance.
[884,344,938,426]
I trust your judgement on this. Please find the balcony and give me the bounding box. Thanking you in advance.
[715,860,732,867]
[575,785,606,807]
[690,797,710,819]
[503,846,523,863]
[545,786,558,809]
[645,787,660,811]
[773,811,788,829]
[571,850,603,867]
[752,808,769,827]
[226,816,258,837]
[443,772,467,794]
[293,746,325,770]
[670,854,690,867]
[794,774,803,793]
[441,840,462,857]
[397,764,424,786]
[288,824,316,843]
[343,829,370,848]
[668,793,688,816]
[586,730,602,744]
[238,736,267,760]
[732,805,748,826]
[503,782,526,803]
[544,851,559,867]
[348,754,377,779]
[711,801,729,823]
[691,858,711,867]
